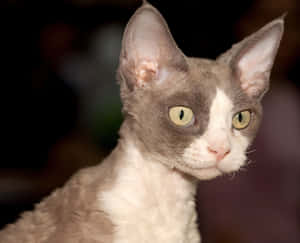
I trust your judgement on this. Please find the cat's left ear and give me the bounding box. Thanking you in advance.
[218,17,284,99]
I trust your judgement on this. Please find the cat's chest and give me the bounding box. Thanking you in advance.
[99,148,199,243]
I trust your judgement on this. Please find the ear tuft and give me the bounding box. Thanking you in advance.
[218,17,284,99]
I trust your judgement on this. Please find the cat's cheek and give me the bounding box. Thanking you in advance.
[181,138,216,169]
[218,155,246,173]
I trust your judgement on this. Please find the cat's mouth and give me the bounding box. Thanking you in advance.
[177,160,225,173]
[174,160,225,180]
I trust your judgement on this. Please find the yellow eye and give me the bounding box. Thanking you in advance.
[232,110,251,130]
[169,106,194,127]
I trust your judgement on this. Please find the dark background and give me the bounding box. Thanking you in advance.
[2,0,300,242]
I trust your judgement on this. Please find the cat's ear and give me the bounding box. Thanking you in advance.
[118,2,187,90]
[218,17,284,99]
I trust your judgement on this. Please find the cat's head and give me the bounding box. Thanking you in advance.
[117,2,284,180]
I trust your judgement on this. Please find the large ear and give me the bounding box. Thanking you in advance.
[118,1,187,90]
[218,17,284,99]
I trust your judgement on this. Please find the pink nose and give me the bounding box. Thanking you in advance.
[207,146,231,161]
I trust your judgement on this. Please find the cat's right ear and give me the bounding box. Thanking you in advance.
[118,2,187,90]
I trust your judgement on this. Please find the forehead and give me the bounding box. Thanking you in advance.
[187,58,232,95]
[183,58,252,108]
[159,58,232,106]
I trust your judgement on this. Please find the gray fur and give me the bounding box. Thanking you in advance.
[0,1,284,242]
[117,2,283,176]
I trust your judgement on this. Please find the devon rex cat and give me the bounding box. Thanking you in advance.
[0,1,284,243]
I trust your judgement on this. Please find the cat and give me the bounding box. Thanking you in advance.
[0,1,284,243]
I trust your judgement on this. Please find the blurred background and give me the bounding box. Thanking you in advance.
[1,0,300,242]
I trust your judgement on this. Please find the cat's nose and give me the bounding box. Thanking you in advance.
[207,146,231,161]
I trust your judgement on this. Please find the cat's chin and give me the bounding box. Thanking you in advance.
[193,167,223,180]
[174,157,246,180]
[174,162,223,180]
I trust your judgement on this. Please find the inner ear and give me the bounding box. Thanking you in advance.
[118,2,187,90]
[234,25,283,98]
[218,17,284,100]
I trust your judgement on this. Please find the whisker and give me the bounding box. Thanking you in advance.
[228,171,237,180]
[239,166,248,172]
[245,159,254,166]
[237,159,254,173]
[246,149,256,154]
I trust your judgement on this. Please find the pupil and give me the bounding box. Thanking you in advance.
[238,113,243,122]
[179,110,184,120]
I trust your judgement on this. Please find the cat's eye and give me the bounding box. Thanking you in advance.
[169,106,195,127]
[232,110,251,130]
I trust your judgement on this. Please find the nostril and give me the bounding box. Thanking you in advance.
[207,146,218,154]
[224,149,230,156]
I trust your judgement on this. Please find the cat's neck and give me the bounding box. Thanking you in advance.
[116,120,197,194]
[117,136,197,194]
[99,125,199,242]
[101,120,198,203]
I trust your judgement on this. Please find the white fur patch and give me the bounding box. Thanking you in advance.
[183,88,249,179]
[99,142,201,243]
